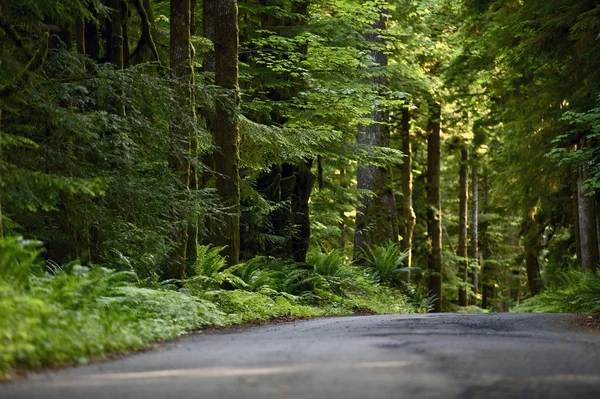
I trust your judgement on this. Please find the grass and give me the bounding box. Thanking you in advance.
[0,239,417,380]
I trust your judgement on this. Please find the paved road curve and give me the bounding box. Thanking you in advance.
[2,314,600,399]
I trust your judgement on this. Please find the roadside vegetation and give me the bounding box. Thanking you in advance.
[0,237,421,380]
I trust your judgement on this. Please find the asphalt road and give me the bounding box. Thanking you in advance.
[2,313,600,399]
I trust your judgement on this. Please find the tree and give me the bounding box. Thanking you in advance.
[354,5,398,254]
[427,102,442,312]
[213,0,241,265]
[457,144,468,306]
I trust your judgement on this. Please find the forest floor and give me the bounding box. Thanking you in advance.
[1,313,599,399]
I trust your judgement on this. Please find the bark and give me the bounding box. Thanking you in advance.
[354,11,397,255]
[130,0,160,64]
[292,160,315,262]
[522,212,543,296]
[458,145,469,307]
[213,0,241,265]
[106,0,124,69]
[122,1,130,68]
[481,170,492,309]
[573,172,582,268]
[470,165,479,306]
[75,19,86,55]
[398,108,415,278]
[578,163,599,273]
[202,0,217,72]
[166,0,195,278]
[427,103,443,312]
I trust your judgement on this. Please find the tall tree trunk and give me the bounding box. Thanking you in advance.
[213,0,241,265]
[573,172,583,268]
[166,0,195,278]
[354,10,397,255]
[578,163,599,273]
[75,19,85,55]
[398,108,415,279]
[106,0,124,69]
[427,103,442,312]
[470,165,479,305]
[522,212,543,296]
[202,0,216,73]
[458,145,469,306]
[480,169,492,309]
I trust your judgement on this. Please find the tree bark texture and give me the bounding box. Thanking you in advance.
[166,0,195,278]
[522,212,543,296]
[106,0,125,69]
[577,163,599,273]
[130,0,160,64]
[427,103,442,312]
[470,165,479,305]
[75,19,85,55]
[458,145,469,307]
[354,11,397,255]
[398,108,415,276]
[213,0,241,265]
[481,170,492,309]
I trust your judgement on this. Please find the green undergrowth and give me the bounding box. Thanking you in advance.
[0,239,419,380]
[515,270,600,314]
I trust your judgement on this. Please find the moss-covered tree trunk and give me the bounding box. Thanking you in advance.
[426,103,442,312]
[354,10,397,255]
[577,162,599,273]
[458,145,469,307]
[130,0,160,64]
[166,0,196,278]
[398,108,415,277]
[213,0,241,265]
[469,165,479,306]
[480,170,493,309]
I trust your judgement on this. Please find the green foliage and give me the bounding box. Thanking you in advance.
[360,241,411,286]
[516,271,600,315]
[0,239,225,380]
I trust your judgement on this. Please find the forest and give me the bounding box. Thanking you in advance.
[1,0,599,379]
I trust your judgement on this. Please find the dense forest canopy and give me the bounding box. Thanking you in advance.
[1,0,599,318]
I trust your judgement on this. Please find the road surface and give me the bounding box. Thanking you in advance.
[1,313,599,398]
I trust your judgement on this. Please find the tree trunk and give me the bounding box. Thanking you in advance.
[427,103,442,312]
[106,0,124,69]
[166,0,195,279]
[75,19,85,55]
[213,0,241,265]
[202,0,216,72]
[398,108,415,279]
[578,163,599,273]
[470,165,479,306]
[573,172,582,268]
[481,169,492,309]
[458,145,469,306]
[130,0,160,64]
[522,212,543,296]
[354,10,397,255]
